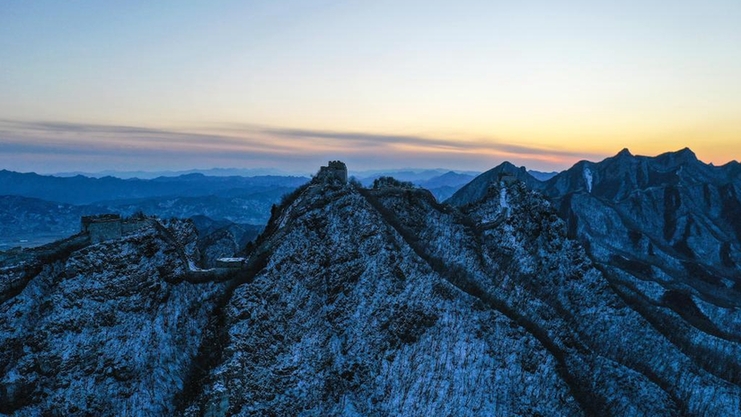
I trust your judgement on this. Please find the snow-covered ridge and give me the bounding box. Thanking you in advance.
[499,183,508,209]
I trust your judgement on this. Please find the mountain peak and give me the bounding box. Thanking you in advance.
[446,162,539,206]
[494,161,530,174]
[667,147,696,159]
[654,147,699,168]
[496,161,518,170]
[616,148,633,157]
[675,147,697,159]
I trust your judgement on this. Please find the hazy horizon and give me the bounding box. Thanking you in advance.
[2,146,734,179]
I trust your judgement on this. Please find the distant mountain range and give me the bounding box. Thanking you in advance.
[52,167,302,179]
[51,167,486,181]
[0,172,309,248]
[527,169,559,181]
[0,170,310,205]
[356,170,481,201]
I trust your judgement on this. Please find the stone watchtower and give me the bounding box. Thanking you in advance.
[316,160,348,184]
[81,214,123,243]
[80,213,152,244]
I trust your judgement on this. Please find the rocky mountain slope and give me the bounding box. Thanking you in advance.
[2,154,740,416]
[540,148,741,274]
[450,149,741,307]
[449,148,741,413]
[0,219,224,415]
[181,176,586,416]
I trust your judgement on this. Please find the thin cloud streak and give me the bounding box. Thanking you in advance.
[256,127,587,158]
[0,121,299,155]
[0,119,605,173]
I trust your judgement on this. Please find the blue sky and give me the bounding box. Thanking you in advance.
[1,1,739,173]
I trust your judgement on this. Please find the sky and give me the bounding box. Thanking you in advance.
[1,0,739,174]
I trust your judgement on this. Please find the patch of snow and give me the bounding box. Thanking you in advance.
[187,259,213,272]
[583,167,593,193]
[499,184,509,210]
[216,257,245,263]
[187,259,198,271]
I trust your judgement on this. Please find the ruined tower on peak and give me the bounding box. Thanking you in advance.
[80,213,151,244]
[316,160,348,184]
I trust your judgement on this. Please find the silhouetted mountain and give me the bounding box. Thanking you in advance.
[417,171,475,188]
[527,169,559,181]
[415,171,477,201]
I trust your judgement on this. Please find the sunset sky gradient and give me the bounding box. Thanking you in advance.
[1,0,739,173]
